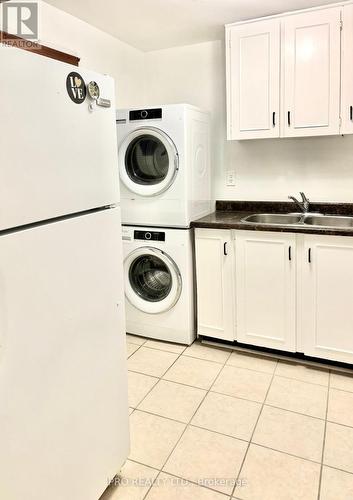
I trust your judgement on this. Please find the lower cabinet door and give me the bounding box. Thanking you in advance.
[195,228,235,341]
[301,234,353,364]
[235,230,296,351]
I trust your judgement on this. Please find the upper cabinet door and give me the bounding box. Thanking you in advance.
[341,5,353,134]
[226,20,281,140]
[282,7,341,137]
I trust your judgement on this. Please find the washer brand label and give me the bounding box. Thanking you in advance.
[66,72,86,104]
[122,228,132,241]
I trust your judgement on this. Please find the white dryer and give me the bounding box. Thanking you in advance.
[117,104,211,228]
[122,225,195,345]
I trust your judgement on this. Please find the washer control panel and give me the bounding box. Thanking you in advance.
[134,230,165,242]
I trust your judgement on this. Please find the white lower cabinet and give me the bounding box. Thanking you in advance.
[300,234,353,364]
[195,228,353,364]
[195,228,235,341]
[235,230,296,351]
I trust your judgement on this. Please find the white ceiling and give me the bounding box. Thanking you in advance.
[45,0,337,51]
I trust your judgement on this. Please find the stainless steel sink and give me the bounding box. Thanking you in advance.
[242,212,353,229]
[303,215,353,228]
[242,213,303,225]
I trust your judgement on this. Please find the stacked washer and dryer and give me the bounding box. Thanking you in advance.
[117,104,211,345]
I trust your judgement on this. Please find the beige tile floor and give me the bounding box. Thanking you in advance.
[101,336,353,500]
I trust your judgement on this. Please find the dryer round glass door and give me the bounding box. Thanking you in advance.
[124,248,182,314]
[119,127,179,197]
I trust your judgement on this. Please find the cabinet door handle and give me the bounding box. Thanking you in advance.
[224,242,228,256]
[308,248,312,263]
[288,246,292,261]
[288,111,291,126]
[272,111,276,127]
[350,106,353,121]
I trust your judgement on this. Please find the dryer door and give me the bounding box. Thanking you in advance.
[124,247,182,314]
[119,127,179,197]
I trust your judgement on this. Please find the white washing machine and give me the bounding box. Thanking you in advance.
[116,104,211,228]
[122,225,195,345]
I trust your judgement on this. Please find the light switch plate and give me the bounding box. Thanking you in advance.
[226,170,236,186]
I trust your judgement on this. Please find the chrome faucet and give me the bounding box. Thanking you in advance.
[288,192,310,213]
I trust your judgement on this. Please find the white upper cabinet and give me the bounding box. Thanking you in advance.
[226,20,281,140]
[226,4,344,140]
[341,4,353,134]
[235,231,296,352]
[282,8,341,137]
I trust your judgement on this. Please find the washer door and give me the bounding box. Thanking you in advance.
[124,248,182,314]
[119,127,179,197]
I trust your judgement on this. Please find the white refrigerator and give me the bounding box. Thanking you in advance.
[0,47,129,499]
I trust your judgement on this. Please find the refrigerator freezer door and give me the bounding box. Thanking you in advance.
[0,47,119,231]
[0,207,129,500]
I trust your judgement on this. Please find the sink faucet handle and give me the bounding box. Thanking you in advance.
[299,192,310,212]
[300,192,309,203]
[288,193,310,213]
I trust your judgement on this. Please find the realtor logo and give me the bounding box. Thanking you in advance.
[2,2,38,40]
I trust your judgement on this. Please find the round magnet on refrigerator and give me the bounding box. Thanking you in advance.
[87,81,100,100]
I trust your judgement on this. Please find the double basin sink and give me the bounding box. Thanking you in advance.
[241,213,353,229]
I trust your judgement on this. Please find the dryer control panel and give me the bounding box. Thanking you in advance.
[129,108,162,121]
[134,230,165,242]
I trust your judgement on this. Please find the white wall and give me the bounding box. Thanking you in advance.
[144,40,353,202]
[39,1,144,108]
[33,3,353,203]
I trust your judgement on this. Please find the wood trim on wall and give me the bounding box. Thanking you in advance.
[0,31,80,66]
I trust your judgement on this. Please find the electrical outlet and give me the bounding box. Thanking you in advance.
[226,170,236,186]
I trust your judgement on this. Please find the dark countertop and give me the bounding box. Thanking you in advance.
[191,201,353,237]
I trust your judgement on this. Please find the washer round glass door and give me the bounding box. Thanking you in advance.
[124,248,182,314]
[119,127,179,197]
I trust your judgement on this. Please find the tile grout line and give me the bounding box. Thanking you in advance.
[138,343,187,355]
[130,405,329,468]
[161,348,233,465]
[127,341,231,419]
[140,348,234,499]
[128,341,188,500]
[128,452,353,485]
[158,469,232,499]
[128,342,333,386]
[137,375,181,498]
[132,342,228,500]
[230,358,279,499]
[327,385,353,395]
[126,336,148,346]
[129,336,353,379]
[263,401,326,422]
[317,370,331,500]
[129,365,332,423]
[271,372,330,388]
[325,418,353,430]
[129,339,231,365]
[126,339,353,498]
[142,470,162,500]
[140,468,232,500]
[128,365,334,424]
[127,342,145,359]
[130,345,187,411]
